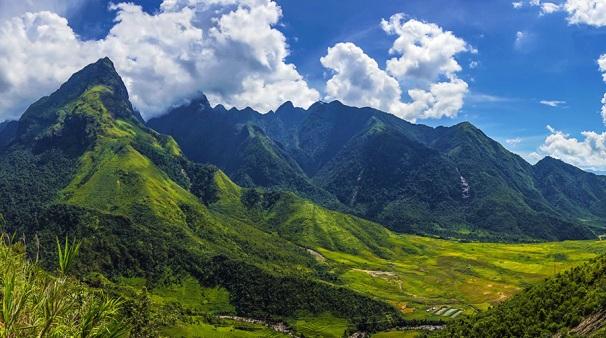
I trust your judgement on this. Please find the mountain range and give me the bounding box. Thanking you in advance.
[2,57,606,336]
[149,95,606,242]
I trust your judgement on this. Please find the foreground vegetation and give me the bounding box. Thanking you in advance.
[0,235,125,337]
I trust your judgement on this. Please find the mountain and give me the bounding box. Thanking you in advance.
[0,120,17,149]
[150,98,603,242]
[436,254,606,337]
[0,58,402,332]
[534,156,606,224]
[147,96,342,209]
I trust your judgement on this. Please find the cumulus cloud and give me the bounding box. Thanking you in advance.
[513,2,524,9]
[565,0,606,26]
[524,151,544,164]
[320,43,404,115]
[0,11,98,120]
[540,100,566,107]
[0,0,320,120]
[320,14,470,122]
[522,0,606,26]
[381,13,468,86]
[538,125,606,170]
[599,54,606,78]
[532,55,606,170]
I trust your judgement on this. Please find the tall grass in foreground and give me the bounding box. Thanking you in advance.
[0,234,126,337]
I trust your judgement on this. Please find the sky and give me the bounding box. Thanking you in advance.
[1,0,606,171]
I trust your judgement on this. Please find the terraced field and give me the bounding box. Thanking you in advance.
[317,236,606,321]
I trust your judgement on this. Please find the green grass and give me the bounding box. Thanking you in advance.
[151,277,235,314]
[288,313,349,338]
[161,319,288,338]
[317,236,606,319]
[372,330,423,337]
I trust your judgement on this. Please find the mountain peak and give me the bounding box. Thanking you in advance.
[276,101,295,113]
[98,56,114,66]
[534,155,584,174]
[454,121,478,130]
[188,93,212,111]
[16,57,139,146]
[59,57,128,101]
[21,57,133,118]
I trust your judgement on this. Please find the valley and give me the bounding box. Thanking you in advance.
[115,234,606,337]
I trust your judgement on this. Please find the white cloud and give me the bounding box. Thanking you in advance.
[506,137,523,146]
[466,92,515,103]
[320,42,403,116]
[531,55,606,169]
[320,14,470,122]
[526,0,606,26]
[0,0,320,120]
[381,13,468,86]
[565,0,606,26]
[524,151,544,164]
[469,60,479,69]
[541,2,563,14]
[598,54,606,79]
[538,125,606,170]
[0,12,98,120]
[513,1,524,9]
[540,100,566,107]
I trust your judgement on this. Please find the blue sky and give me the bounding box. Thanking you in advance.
[1,0,606,170]
[279,0,606,163]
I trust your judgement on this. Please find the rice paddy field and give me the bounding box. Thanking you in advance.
[319,235,606,321]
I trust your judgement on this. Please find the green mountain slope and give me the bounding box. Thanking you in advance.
[151,98,605,241]
[0,58,401,331]
[147,96,341,209]
[312,118,463,233]
[534,156,606,225]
